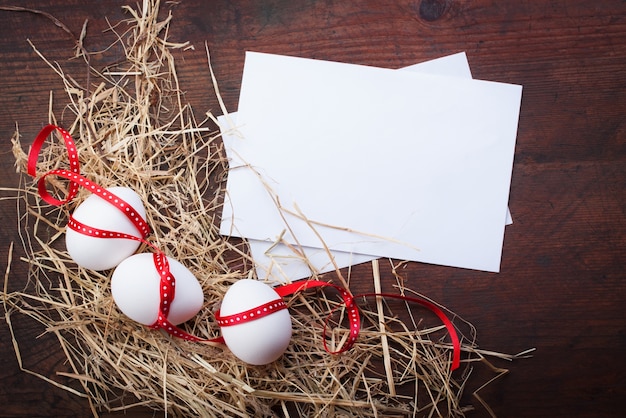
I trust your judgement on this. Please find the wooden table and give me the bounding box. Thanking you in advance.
[1,1,624,416]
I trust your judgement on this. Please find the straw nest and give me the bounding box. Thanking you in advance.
[2,1,531,416]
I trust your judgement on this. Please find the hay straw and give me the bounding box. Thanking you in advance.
[1,1,533,416]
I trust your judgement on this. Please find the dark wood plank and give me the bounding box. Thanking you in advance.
[1,0,625,416]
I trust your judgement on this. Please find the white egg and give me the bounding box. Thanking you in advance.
[219,279,292,365]
[65,187,146,270]
[111,253,204,326]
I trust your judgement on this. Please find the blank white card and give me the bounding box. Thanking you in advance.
[221,52,522,273]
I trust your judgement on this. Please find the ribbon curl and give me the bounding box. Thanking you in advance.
[275,281,461,370]
[28,124,460,371]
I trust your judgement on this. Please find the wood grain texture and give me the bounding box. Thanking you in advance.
[0,0,625,416]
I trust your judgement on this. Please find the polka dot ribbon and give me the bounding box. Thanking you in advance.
[28,125,460,370]
[215,299,288,327]
[273,281,461,370]
[27,124,205,342]
[27,124,150,238]
[149,252,224,342]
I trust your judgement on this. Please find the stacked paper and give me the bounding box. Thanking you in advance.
[219,52,522,283]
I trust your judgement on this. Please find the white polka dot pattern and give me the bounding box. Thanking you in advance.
[215,298,287,327]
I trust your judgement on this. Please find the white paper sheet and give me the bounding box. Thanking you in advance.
[221,53,507,282]
[220,51,522,274]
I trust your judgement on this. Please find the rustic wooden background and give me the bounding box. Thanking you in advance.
[1,0,624,416]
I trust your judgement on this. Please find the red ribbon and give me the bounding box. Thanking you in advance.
[275,280,360,354]
[275,281,461,370]
[355,292,461,370]
[28,124,81,205]
[216,298,287,327]
[27,124,200,341]
[28,125,461,371]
